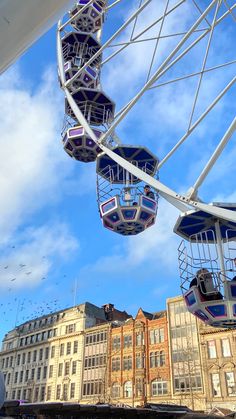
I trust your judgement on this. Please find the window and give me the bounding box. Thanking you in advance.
[66,342,71,355]
[1,359,5,369]
[212,373,221,397]
[40,386,45,401]
[221,339,231,357]
[19,371,24,383]
[9,356,13,367]
[30,335,35,344]
[45,347,49,359]
[14,372,18,384]
[111,383,120,398]
[58,363,63,377]
[150,328,164,344]
[70,383,75,399]
[136,353,144,369]
[72,361,77,375]
[85,331,107,346]
[112,357,120,371]
[17,389,21,399]
[7,373,11,385]
[124,335,132,348]
[73,341,78,354]
[12,390,16,399]
[37,367,41,380]
[49,365,53,378]
[25,370,29,382]
[150,351,165,367]
[151,380,168,396]
[34,387,39,402]
[60,344,64,356]
[39,348,43,361]
[43,366,47,379]
[83,380,102,396]
[65,324,75,334]
[63,384,68,401]
[124,381,132,398]
[123,356,132,370]
[65,361,70,376]
[136,332,143,346]
[33,350,37,362]
[84,355,106,369]
[31,369,35,380]
[17,354,21,366]
[225,372,236,395]
[47,386,52,401]
[23,389,27,400]
[51,346,55,358]
[22,353,26,364]
[136,378,144,396]
[208,340,217,358]
[174,375,202,393]
[56,384,61,400]
[27,352,31,363]
[112,336,121,350]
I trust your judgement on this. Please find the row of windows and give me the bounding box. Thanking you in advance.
[85,331,107,346]
[58,361,77,377]
[12,365,49,384]
[211,372,236,397]
[83,380,103,396]
[1,341,79,370]
[172,349,199,363]
[6,359,78,385]
[59,341,78,356]
[84,355,106,369]
[174,374,202,392]
[207,339,232,359]
[111,352,166,371]
[112,329,165,350]
[11,382,76,402]
[111,380,168,398]
[19,329,58,347]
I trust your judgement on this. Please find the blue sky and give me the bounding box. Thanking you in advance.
[0,0,235,342]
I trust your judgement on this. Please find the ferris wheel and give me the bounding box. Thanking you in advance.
[57,0,236,328]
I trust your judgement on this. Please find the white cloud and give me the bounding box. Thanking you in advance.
[0,67,69,242]
[0,222,79,291]
[80,199,180,277]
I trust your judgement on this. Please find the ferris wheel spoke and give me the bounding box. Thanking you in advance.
[146,0,170,83]
[187,0,222,130]
[150,60,236,90]
[101,0,186,67]
[101,0,220,142]
[106,0,123,11]
[187,117,236,199]
[223,0,236,22]
[191,0,213,27]
[158,76,236,169]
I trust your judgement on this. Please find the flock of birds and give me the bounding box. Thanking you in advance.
[0,250,75,329]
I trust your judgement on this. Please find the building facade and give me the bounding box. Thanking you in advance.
[0,303,108,402]
[198,321,236,411]
[108,308,170,407]
[167,295,205,411]
[1,298,236,412]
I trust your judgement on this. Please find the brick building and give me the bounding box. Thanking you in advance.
[108,308,170,407]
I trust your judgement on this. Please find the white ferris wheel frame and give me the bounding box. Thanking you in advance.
[57,0,236,221]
